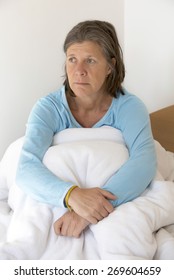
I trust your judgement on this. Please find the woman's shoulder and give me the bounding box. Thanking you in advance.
[112,88,148,119]
[41,86,65,104]
[118,88,144,103]
[116,88,147,111]
[29,86,66,120]
[31,86,67,115]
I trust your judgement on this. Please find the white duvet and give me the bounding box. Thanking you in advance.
[0,126,174,260]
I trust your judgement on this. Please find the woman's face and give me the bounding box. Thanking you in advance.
[66,41,111,98]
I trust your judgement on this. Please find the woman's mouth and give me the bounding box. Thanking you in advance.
[74,82,89,85]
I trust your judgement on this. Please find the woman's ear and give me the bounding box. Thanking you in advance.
[111,57,116,66]
[107,58,116,75]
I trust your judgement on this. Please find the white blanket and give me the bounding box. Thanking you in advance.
[0,126,174,260]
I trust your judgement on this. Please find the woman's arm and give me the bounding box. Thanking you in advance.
[16,92,117,219]
[102,94,157,207]
[16,95,74,207]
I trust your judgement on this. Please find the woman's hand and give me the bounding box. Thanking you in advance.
[68,187,116,224]
[54,211,89,238]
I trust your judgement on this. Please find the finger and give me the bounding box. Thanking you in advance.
[99,189,117,200]
[98,207,110,218]
[72,224,82,238]
[67,221,76,237]
[94,193,114,216]
[54,219,63,235]
[93,210,104,221]
[85,213,98,224]
[86,208,105,223]
[60,221,69,236]
[103,199,115,213]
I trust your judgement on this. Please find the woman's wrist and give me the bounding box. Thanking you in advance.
[64,185,79,211]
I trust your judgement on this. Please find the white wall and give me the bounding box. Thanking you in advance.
[0,0,124,159]
[124,0,174,112]
[1,0,174,160]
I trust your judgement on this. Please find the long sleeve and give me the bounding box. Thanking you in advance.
[16,93,74,207]
[16,87,157,208]
[102,93,157,207]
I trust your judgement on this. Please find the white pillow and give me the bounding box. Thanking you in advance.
[43,127,129,188]
[1,127,128,191]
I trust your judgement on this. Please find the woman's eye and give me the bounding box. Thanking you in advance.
[86,58,95,64]
[68,57,76,63]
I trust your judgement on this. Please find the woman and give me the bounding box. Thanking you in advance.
[16,20,156,238]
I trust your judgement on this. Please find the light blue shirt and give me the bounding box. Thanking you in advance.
[16,86,157,207]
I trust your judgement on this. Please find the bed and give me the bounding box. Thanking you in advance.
[0,105,174,260]
[150,105,174,153]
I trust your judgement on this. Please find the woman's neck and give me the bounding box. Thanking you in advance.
[66,91,113,128]
[67,91,113,113]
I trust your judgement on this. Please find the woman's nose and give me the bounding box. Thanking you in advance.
[75,62,87,76]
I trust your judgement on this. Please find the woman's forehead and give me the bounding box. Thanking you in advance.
[66,41,104,56]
